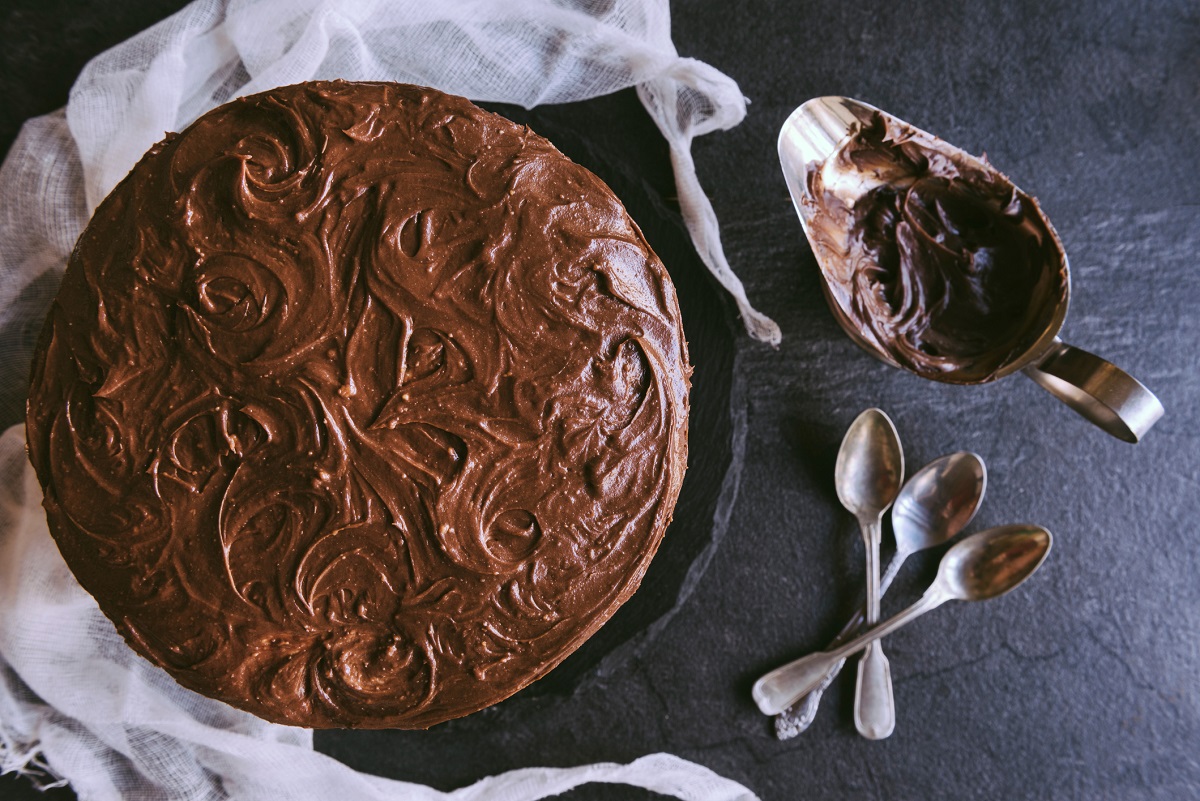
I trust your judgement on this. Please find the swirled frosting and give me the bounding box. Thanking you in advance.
[809,112,1067,383]
[26,81,690,729]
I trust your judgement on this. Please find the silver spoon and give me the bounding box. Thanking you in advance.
[754,524,1053,717]
[775,451,987,739]
[778,96,1163,442]
[835,408,904,739]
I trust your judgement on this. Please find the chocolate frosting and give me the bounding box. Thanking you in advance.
[25,81,690,729]
[809,112,1067,383]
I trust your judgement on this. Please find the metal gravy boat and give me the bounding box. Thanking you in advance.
[779,96,1164,442]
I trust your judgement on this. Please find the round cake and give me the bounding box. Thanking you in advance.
[25,81,690,729]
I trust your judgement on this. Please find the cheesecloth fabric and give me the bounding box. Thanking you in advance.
[0,0,767,798]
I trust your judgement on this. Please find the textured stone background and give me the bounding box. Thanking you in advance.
[3,1,1198,800]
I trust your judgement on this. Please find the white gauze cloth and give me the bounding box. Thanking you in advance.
[0,0,771,798]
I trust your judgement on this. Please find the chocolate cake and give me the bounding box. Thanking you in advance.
[25,81,690,729]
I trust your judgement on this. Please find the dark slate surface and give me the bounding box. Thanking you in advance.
[2,1,1198,800]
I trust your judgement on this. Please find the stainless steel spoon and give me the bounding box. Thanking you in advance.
[835,408,904,739]
[753,524,1053,717]
[778,96,1163,442]
[775,451,986,739]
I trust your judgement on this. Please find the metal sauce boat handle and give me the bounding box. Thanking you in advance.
[1023,337,1164,443]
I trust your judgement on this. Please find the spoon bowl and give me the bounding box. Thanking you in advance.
[835,408,904,522]
[892,452,987,558]
[938,524,1053,602]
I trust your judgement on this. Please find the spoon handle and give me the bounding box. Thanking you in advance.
[855,640,895,739]
[773,552,907,739]
[753,589,947,716]
[863,516,882,624]
[855,515,894,738]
